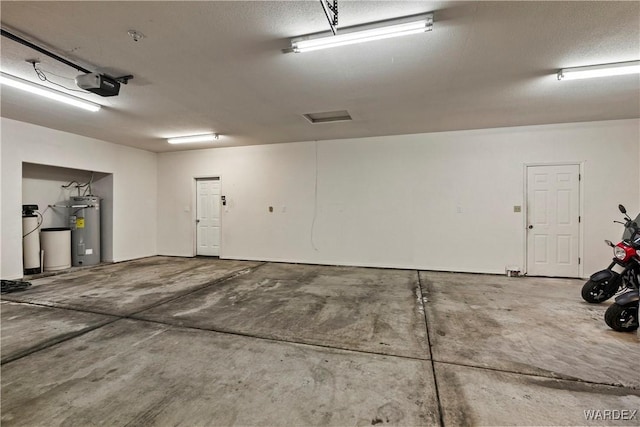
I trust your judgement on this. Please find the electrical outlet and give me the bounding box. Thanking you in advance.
[513,205,522,213]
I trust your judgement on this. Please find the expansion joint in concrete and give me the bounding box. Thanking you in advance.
[127,316,432,362]
[126,262,269,318]
[417,270,445,427]
[0,262,269,366]
[431,359,640,393]
[0,298,119,317]
[0,317,120,366]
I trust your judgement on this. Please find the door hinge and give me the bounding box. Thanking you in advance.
[578,257,581,264]
[578,216,581,223]
[578,173,581,181]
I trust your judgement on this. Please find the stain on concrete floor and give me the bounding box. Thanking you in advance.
[136,262,430,358]
[2,257,260,315]
[421,271,640,388]
[1,319,439,427]
[1,257,638,426]
[0,301,115,363]
[436,362,640,426]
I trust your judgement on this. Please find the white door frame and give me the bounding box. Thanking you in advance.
[192,175,222,257]
[523,162,584,277]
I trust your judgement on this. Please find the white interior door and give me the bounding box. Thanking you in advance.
[196,178,221,256]
[526,165,580,277]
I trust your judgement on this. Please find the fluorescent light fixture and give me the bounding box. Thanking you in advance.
[167,133,219,144]
[291,14,433,53]
[0,72,101,112]
[557,60,640,80]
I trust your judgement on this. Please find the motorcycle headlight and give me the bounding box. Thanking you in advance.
[614,246,626,260]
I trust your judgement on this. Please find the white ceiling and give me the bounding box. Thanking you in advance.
[1,1,638,153]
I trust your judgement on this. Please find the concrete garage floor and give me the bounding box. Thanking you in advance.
[1,257,638,426]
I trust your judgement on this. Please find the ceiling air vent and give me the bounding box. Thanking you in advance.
[303,110,352,124]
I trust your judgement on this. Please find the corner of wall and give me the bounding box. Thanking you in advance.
[1,118,159,278]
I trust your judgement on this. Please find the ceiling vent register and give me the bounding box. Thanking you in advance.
[303,110,352,124]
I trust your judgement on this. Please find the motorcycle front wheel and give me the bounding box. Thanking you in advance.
[581,279,619,303]
[604,302,639,332]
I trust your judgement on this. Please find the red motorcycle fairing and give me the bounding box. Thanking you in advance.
[615,242,637,263]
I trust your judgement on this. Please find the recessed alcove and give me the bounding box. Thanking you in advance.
[22,162,114,265]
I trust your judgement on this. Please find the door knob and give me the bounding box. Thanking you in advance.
[528,225,533,229]
[196,219,200,223]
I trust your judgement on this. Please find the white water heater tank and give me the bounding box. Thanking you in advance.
[70,196,100,266]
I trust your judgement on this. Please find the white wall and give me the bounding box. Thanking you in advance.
[157,119,639,277]
[1,118,157,279]
[3,117,636,279]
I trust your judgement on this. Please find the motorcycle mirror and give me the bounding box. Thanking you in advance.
[618,204,627,214]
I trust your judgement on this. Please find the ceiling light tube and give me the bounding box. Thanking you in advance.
[0,72,100,112]
[557,60,640,80]
[167,133,219,144]
[291,15,433,53]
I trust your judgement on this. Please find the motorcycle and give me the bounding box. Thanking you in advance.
[603,211,640,332]
[581,204,640,303]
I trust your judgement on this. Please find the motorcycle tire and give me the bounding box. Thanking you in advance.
[581,279,619,303]
[604,302,639,332]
